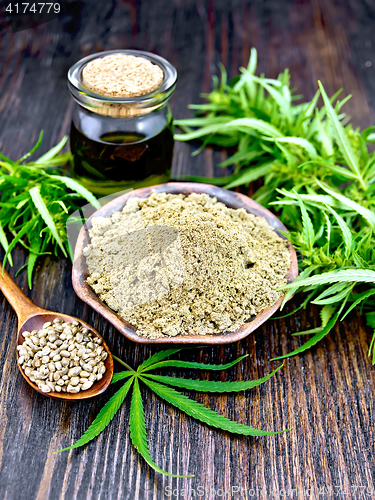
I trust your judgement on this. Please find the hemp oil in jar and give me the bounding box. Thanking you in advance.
[68,50,177,195]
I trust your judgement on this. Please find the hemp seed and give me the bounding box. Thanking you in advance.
[18,319,107,394]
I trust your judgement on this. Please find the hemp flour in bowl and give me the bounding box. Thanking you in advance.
[74,183,297,344]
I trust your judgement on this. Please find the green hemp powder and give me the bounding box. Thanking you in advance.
[83,191,291,339]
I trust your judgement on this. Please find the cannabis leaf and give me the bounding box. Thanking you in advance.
[57,377,134,452]
[317,81,366,189]
[129,379,188,478]
[142,363,282,393]
[366,312,375,365]
[57,350,287,477]
[282,269,375,287]
[142,378,281,437]
[140,354,249,372]
[271,312,340,361]
[29,185,67,257]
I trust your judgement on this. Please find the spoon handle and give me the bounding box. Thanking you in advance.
[0,263,42,324]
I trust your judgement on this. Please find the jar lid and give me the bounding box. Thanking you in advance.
[68,50,177,117]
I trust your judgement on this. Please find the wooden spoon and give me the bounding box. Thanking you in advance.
[0,263,113,400]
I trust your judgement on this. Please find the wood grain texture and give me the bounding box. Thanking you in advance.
[0,0,375,499]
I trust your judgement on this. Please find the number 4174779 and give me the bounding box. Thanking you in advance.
[6,3,61,14]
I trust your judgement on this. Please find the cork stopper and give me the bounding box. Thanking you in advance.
[82,54,164,98]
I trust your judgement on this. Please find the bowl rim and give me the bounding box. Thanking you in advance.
[72,182,298,345]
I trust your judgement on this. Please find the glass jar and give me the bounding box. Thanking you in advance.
[67,49,177,195]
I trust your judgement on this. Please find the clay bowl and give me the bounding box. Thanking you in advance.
[72,182,298,344]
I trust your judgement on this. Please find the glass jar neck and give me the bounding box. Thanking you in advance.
[68,50,177,118]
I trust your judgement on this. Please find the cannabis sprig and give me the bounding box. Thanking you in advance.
[57,349,286,477]
[270,193,375,361]
[175,49,375,364]
[0,131,99,287]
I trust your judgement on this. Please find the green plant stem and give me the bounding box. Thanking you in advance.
[113,355,135,372]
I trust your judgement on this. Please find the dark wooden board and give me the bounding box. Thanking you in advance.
[0,0,375,499]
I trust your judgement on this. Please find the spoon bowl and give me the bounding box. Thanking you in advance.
[0,264,113,401]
